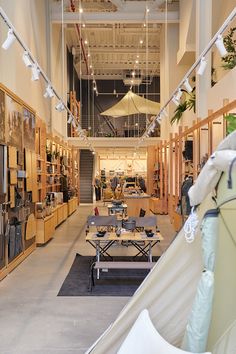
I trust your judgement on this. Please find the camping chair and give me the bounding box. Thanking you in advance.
[135,208,146,232]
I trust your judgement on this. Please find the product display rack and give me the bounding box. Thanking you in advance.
[0,83,37,281]
[34,129,79,245]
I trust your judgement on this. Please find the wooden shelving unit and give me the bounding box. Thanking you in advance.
[34,129,80,245]
[35,117,47,202]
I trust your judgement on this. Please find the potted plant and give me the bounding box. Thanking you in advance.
[171,89,196,124]
[224,113,236,134]
[222,27,236,70]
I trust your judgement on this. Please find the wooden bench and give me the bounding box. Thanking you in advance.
[89,261,155,291]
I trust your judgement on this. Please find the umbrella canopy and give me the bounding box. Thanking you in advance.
[100,90,160,117]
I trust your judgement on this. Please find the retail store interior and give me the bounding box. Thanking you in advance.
[0,0,236,353]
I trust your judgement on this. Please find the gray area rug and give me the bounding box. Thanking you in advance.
[58,253,159,297]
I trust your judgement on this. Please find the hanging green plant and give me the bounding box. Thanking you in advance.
[171,89,196,125]
[224,113,236,134]
[222,27,236,70]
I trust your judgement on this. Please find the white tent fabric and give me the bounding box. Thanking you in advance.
[100,90,160,117]
[189,131,236,207]
[182,210,219,352]
[86,199,211,353]
[86,131,236,354]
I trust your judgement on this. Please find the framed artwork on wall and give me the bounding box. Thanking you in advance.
[23,108,35,151]
[5,95,23,150]
[0,89,5,143]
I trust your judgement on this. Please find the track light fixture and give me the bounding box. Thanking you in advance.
[71,119,76,128]
[31,63,40,81]
[67,114,73,124]
[55,101,65,112]
[150,123,155,133]
[172,95,180,106]
[175,88,183,101]
[156,116,162,124]
[22,51,32,67]
[44,84,54,98]
[215,35,228,57]
[2,28,15,50]
[197,57,207,76]
[162,108,168,117]
[0,7,97,152]
[183,78,193,93]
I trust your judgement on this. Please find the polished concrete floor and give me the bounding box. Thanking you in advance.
[0,203,175,354]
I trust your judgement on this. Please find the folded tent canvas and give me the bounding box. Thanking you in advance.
[100,90,160,117]
[86,130,236,354]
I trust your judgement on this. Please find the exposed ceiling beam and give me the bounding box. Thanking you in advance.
[67,137,161,148]
[73,47,160,54]
[51,11,179,24]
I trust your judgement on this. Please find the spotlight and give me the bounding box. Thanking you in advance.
[55,101,65,112]
[140,40,143,45]
[67,114,73,124]
[135,60,139,64]
[172,95,180,106]
[150,123,155,133]
[175,88,183,101]
[84,40,88,45]
[156,116,162,124]
[215,35,227,57]
[162,108,168,117]
[79,7,83,13]
[44,84,54,98]
[92,151,95,155]
[82,23,86,28]
[183,78,193,93]
[22,51,32,67]
[31,63,40,81]
[2,29,16,50]
[197,57,207,76]
[71,119,76,128]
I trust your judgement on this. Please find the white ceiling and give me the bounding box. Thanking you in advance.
[51,0,179,81]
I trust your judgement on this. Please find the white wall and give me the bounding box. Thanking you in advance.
[177,0,195,64]
[160,24,193,139]
[0,0,50,123]
[51,23,67,137]
[208,65,236,111]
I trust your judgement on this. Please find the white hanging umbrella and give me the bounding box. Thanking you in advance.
[100,91,160,117]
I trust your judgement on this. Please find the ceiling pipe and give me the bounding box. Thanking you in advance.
[70,0,89,75]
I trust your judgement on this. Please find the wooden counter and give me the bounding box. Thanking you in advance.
[124,193,150,216]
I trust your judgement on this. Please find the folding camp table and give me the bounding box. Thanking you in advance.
[86,231,163,279]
